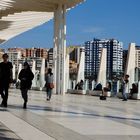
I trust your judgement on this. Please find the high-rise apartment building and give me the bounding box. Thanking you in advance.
[135,46,140,68]
[47,48,53,68]
[85,38,123,80]
[123,50,128,74]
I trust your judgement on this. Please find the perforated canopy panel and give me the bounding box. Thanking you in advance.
[0,0,83,42]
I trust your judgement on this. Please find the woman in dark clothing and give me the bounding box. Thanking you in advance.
[18,62,34,109]
[129,83,138,99]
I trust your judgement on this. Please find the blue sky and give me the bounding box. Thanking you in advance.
[1,0,140,49]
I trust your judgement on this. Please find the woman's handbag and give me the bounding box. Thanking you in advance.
[49,83,54,89]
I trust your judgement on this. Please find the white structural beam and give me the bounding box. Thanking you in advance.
[53,4,67,95]
[76,47,85,83]
[32,60,36,88]
[17,63,22,80]
[0,12,53,41]
[65,54,70,92]
[0,0,83,14]
[97,48,107,87]
[0,0,84,42]
[53,5,61,94]
[61,4,67,95]
[57,4,62,95]
[40,58,46,90]
[53,10,58,94]
[12,64,16,80]
[125,43,136,89]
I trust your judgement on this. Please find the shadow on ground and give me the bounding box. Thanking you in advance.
[7,104,140,122]
[0,109,21,140]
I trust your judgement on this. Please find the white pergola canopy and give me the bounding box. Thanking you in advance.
[0,0,83,42]
[0,11,53,41]
[0,0,84,95]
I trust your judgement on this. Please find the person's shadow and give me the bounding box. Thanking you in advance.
[6,104,140,122]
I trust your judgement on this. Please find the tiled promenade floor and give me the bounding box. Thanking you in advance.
[0,89,140,140]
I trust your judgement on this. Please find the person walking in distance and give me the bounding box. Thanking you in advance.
[122,74,129,101]
[0,53,13,108]
[18,62,34,109]
[45,68,54,101]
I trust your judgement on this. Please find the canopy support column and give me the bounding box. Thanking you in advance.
[53,4,67,95]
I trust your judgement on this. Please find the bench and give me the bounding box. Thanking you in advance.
[86,90,112,97]
[67,89,86,95]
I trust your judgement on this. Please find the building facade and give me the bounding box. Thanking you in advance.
[8,48,26,57]
[25,47,48,58]
[7,51,22,68]
[69,46,81,64]
[135,46,140,69]
[85,38,123,80]
[47,48,53,68]
[6,47,48,81]
[123,50,128,75]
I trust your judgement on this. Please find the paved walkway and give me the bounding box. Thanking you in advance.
[0,89,140,140]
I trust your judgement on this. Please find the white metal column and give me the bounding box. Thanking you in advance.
[61,4,66,95]
[53,10,58,94]
[53,4,66,95]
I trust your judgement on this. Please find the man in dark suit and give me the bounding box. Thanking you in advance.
[0,53,13,107]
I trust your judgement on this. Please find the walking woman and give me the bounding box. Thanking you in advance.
[45,68,54,101]
[19,62,34,109]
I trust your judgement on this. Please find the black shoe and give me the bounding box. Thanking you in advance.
[3,102,7,108]
[23,102,27,109]
[122,99,127,101]
[1,101,4,107]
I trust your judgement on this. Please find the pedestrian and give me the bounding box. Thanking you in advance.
[0,53,13,107]
[75,82,80,90]
[102,81,111,96]
[79,80,84,90]
[129,83,138,99]
[122,74,129,101]
[45,68,54,101]
[18,62,34,109]
[94,82,102,91]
